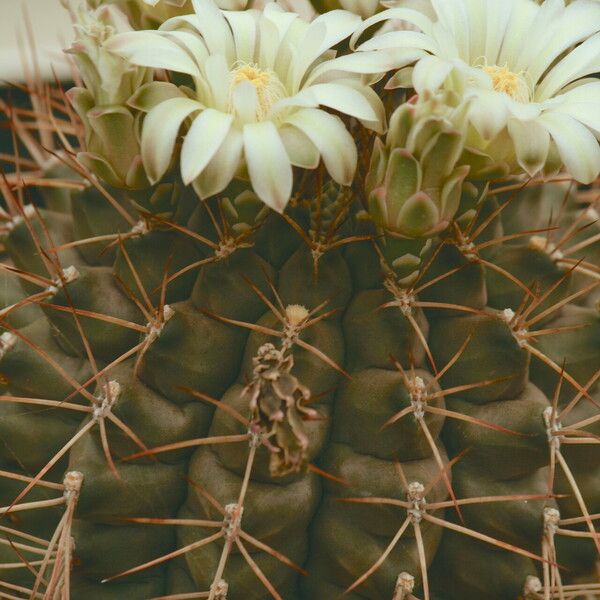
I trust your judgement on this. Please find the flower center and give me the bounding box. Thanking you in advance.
[482,64,531,103]
[229,63,286,121]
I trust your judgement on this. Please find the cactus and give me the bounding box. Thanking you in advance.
[0,1,599,599]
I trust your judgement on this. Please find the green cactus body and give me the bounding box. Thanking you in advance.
[0,1,599,599]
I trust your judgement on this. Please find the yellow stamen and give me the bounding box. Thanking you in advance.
[229,63,287,122]
[483,64,531,103]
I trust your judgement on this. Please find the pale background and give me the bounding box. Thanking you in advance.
[0,0,74,82]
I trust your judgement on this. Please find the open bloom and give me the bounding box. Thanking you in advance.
[352,0,600,183]
[106,0,395,211]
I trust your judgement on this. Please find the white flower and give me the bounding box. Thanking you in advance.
[352,0,600,183]
[106,0,395,212]
[254,0,317,21]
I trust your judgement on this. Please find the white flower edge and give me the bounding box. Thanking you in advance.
[351,0,600,184]
[106,0,404,212]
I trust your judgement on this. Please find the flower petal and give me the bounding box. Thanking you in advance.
[356,30,439,53]
[337,78,387,134]
[232,80,259,124]
[524,0,600,86]
[204,54,232,111]
[536,32,600,101]
[279,124,320,169]
[141,97,203,183]
[308,83,379,122]
[538,111,600,184]
[222,9,259,64]
[466,89,508,140]
[507,118,550,177]
[188,0,235,60]
[287,108,357,186]
[306,49,426,86]
[193,127,243,199]
[243,121,293,213]
[555,81,600,135]
[310,10,362,56]
[105,31,200,77]
[350,7,434,50]
[412,55,453,94]
[128,81,185,113]
[181,109,233,184]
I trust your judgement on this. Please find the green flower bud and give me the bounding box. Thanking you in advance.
[64,3,152,188]
[366,90,470,239]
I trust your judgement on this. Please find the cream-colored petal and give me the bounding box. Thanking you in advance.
[350,7,434,50]
[231,80,258,124]
[536,32,600,101]
[141,97,203,183]
[287,108,357,185]
[188,0,235,61]
[555,81,600,135]
[412,55,453,94]
[243,121,293,213]
[309,83,379,122]
[193,127,243,199]
[222,9,259,64]
[279,124,320,169]
[525,1,600,86]
[310,10,362,56]
[181,109,233,184]
[507,117,550,177]
[466,89,508,140]
[538,111,600,184]
[105,31,200,77]
[204,54,231,112]
[306,49,426,86]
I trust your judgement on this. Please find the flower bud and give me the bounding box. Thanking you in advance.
[65,4,152,188]
[366,91,470,239]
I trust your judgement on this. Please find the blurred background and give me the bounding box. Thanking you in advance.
[0,0,73,156]
[1,0,73,82]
